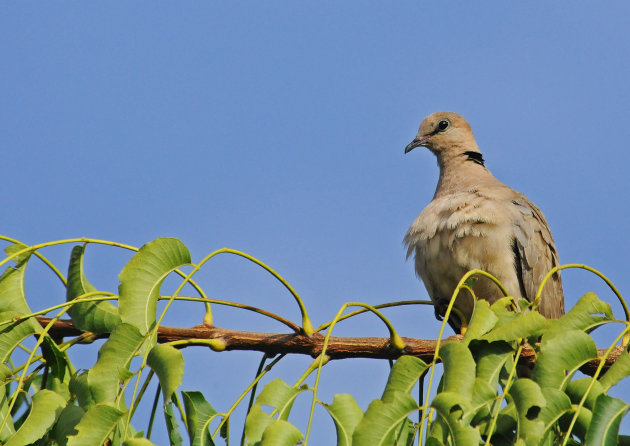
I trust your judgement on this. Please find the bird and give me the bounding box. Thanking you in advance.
[403,112,564,332]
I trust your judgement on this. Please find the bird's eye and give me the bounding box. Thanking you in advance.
[437,120,450,132]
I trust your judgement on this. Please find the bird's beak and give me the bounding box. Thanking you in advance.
[404,135,430,153]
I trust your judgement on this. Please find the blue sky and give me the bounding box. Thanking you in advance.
[3,2,630,443]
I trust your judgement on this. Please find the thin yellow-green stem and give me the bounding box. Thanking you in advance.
[0,236,208,313]
[458,284,478,333]
[54,335,89,377]
[240,354,271,446]
[15,344,33,355]
[155,265,201,330]
[484,341,524,445]
[419,269,511,443]
[124,337,156,437]
[126,247,226,433]
[0,238,297,332]
[0,292,117,330]
[315,300,433,332]
[465,269,510,298]
[6,291,297,333]
[122,362,150,439]
[203,414,225,446]
[10,340,78,377]
[0,238,138,272]
[341,302,406,350]
[210,248,313,335]
[304,303,347,445]
[128,369,156,422]
[159,295,300,332]
[212,354,286,439]
[560,325,630,446]
[305,300,406,445]
[260,354,327,421]
[10,353,43,376]
[0,235,67,286]
[0,305,71,434]
[536,264,629,323]
[173,392,188,431]
[538,263,630,347]
[146,384,161,440]
[295,354,329,389]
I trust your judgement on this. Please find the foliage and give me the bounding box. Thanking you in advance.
[0,236,628,445]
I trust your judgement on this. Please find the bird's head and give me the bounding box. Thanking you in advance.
[405,112,479,156]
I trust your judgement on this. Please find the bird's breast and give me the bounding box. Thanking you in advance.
[404,192,517,294]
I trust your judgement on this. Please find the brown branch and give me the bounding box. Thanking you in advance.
[36,317,625,377]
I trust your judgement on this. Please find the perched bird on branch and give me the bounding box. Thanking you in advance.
[403,112,564,332]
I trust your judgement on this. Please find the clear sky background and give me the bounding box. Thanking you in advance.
[3,2,630,443]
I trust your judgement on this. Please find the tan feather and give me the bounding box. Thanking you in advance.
[404,112,564,332]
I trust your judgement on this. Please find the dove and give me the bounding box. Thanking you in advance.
[404,112,564,332]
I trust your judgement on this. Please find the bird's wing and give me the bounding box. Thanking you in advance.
[511,196,564,318]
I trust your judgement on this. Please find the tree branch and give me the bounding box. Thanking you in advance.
[36,316,624,377]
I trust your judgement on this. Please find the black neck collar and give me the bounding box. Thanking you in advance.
[463,151,485,166]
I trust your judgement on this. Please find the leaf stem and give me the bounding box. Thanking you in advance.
[560,325,630,445]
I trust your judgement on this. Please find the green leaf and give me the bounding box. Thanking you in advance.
[46,376,71,403]
[70,372,95,410]
[431,391,474,423]
[425,436,446,445]
[564,378,604,410]
[255,378,302,420]
[489,297,521,326]
[352,391,418,445]
[87,323,145,403]
[430,391,481,443]
[41,336,69,382]
[472,341,514,389]
[552,292,613,333]
[66,245,121,333]
[124,439,158,446]
[66,403,126,446]
[0,246,45,362]
[381,355,428,402]
[182,391,217,446]
[431,397,481,444]
[164,400,183,446]
[537,388,571,441]
[245,404,273,446]
[585,394,629,445]
[147,344,184,401]
[4,389,66,446]
[470,378,497,423]
[244,378,307,446]
[532,330,598,388]
[482,310,549,343]
[259,420,303,446]
[53,404,85,446]
[440,341,475,399]
[118,238,191,335]
[393,417,415,446]
[560,405,591,441]
[322,394,363,446]
[492,401,518,439]
[509,379,545,445]
[463,300,498,344]
[426,416,448,445]
[0,311,42,363]
[0,364,16,441]
[0,243,32,314]
[599,350,630,390]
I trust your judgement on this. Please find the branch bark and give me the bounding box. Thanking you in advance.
[36,316,624,377]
